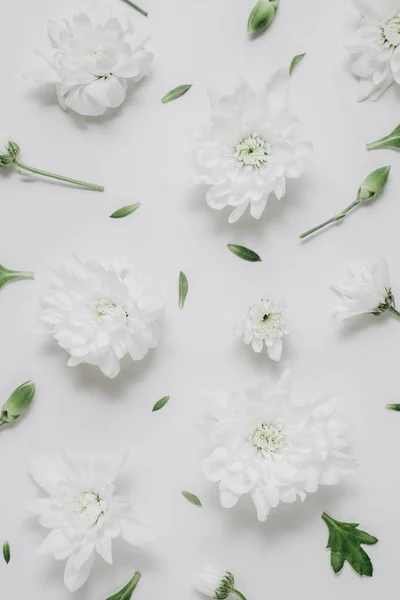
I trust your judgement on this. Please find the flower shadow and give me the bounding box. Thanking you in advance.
[336,313,386,339]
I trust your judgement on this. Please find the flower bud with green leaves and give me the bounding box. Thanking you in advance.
[248,0,279,37]
[300,166,391,239]
[0,130,103,191]
[0,133,20,168]
[0,381,35,428]
[195,566,247,600]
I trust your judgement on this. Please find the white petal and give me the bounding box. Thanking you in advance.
[267,338,283,362]
[64,546,95,592]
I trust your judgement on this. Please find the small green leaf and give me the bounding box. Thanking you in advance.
[152,396,170,412]
[181,490,202,506]
[248,0,279,37]
[2,542,10,564]
[106,571,141,600]
[357,166,391,202]
[179,271,189,310]
[0,381,35,427]
[227,244,262,262]
[322,512,378,577]
[367,125,400,152]
[110,203,140,219]
[386,403,400,411]
[0,264,34,290]
[161,85,192,104]
[289,53,306,76]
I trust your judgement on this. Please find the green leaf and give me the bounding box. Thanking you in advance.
[0,381,35,427]
[322,512,378,577]
[0,264,34,290]
[289,53,306,76]
[2,542,10,564]
[248,0,279,37]
[367,125,400,152]
[386,403,400,411]
[227,244,262,262]
[152,396,170,412]
[181,490,202,506]
[110,203,140,219]
[179,271,189,310]
[106,571,141,600]
[161,85,192,104]
[357,166,391,202]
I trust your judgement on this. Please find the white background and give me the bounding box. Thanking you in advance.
[0,0,399,598]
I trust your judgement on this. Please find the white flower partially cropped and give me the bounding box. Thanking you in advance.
[30,452,155,592]
[202,371,355,522]
[195,566,235,599]
[37,11,153,116]
[333,257,395,321]
[348,0,400,100]
[40,257,164,378]
[193,69,312,223]
[234,298,287,361]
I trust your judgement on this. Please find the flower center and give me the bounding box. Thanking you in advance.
[383,15,400,46]
[250,422,285,454]
[74,490,105,525]
[89,48,103,57]
[249,301,284,338]
[91,300,128,323]
[234,133,271,168]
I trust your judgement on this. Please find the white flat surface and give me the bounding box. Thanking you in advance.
[0,0,399,597]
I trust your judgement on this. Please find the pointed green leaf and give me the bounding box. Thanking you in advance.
[357,166,391,202]
[322,512,378,577]
[161,85,192,104]
[289,53,306,76]
[386,403,400,411]
[110,203,140,219]
[106,571,141,600]
[227,244,261,262]
[181,490,202,506]
[2,542,10,564]
[179,271,189,309]
[248,0,279,37]
[0,381,35,427]
[367,125,400,151]
[0,264,34,290]
[152,396,170,412]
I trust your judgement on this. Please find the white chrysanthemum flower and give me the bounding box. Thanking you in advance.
[333,257,399,321]
[30,451,156,592]
[40,257,165,378]
[202,371,355,522]
[196,566,246,600]
[37,11,153,116]
[193,68,312,223]
[234,298,287,361]
[348,0,400,100]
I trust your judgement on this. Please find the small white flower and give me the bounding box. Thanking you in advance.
[348,0,400,100]
[333,257,396,321]
[196,566,247,600]
[30,451,156,592]
[193,68,312,223]
[40,256,165,378]
[202,371,355,522]
[37,11,153,116]
[234,298,287,361]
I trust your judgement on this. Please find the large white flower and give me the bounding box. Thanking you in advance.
[30,452,156,592]
[333,257,398,321]
[40,257,165,378]
[193,69,312,223]
[348,0,400,100]
[37,11,153,116]
[202,371,355,522]
[234,298,287,361]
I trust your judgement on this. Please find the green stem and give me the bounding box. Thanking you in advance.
[14,161,104,192]
[389,306,400,318]
[232,590,247,600]
[366,140,383,151]
[299,199,360,239]
[121,0,148,16]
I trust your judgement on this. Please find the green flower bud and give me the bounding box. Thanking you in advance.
[215,572,235,600]
[248,0,279,37]
[357,166,391,202]
[0,133,20,168]
[0,381,35,427]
